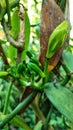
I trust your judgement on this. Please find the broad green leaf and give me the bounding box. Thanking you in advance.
[10,8,20,39]
[62,50,73,72]
[44,83,73,122]
[46,21,68,58]
[22,11,30,60]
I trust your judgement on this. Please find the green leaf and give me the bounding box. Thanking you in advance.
[4,45,17,65]
[2,44,17,65]
[0,114,32,130]
[34,121,43,130]
[62,50,73,72]
[10,8,20,39]
[25,12,30,48]
[11,116,32,130]
[46,21,68,58]
[22,11,30,60]
[44,83,73,122]
[7,45,17,65]
[0,39,7,44]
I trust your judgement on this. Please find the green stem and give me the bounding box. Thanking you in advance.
[31,22,40,27]
[32,101,46,122]
[0,91,36,128]
[60,75,70,86]
[0,0,20,21]
[62,63,70,74]
[60,63,71,85]
[44,58,49,74]
[3,82,12,114]
[43,58,49,83]
[2,18,23,49]
[42,105,53,130]
[5,0,11,27]
[46,104,53,124]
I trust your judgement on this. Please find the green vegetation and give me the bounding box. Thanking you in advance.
[0,0,73,130]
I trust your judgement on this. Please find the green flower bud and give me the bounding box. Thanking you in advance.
[46,21,68,58]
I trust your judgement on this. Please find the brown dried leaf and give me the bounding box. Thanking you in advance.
[39,0,65,70]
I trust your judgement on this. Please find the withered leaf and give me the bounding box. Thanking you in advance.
[39,0,65,70]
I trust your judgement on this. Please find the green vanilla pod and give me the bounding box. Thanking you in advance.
[26,51,33,58]
[27,51,41,66]
[30,57,41,66]
[17,62,24,74]
[27,62,45,78]
[18,79,30,87]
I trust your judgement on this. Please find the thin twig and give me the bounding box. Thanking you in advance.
[32,101,46,122]
[31,23,40,27]
[2,18,24,50]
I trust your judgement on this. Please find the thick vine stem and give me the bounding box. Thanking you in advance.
[32,101,46,122]
[0,91,37,128]
[2,18,24,50]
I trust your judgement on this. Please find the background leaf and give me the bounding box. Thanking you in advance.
[62,50,73,72]
[11,115,32,130]
[44,83,73,122]
[34,121,43,130]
